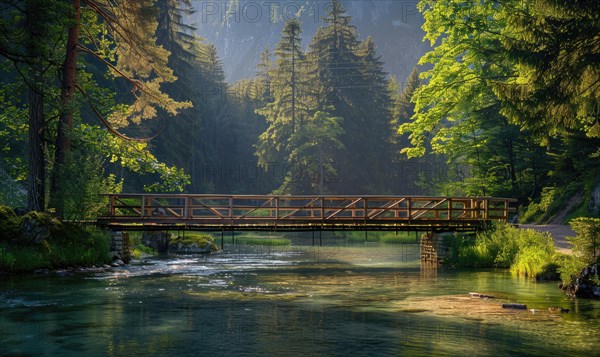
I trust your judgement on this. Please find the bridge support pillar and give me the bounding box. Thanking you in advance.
[420,232,450,265]
[142,231,170,252]
[110,231,131,263]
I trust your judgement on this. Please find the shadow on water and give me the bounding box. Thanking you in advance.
[1,243,599,356]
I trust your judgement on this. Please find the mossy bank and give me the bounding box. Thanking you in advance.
[0,206,111,273]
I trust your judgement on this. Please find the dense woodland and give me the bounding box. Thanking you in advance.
[0,0,598,222]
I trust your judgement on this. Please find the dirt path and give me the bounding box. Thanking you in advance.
[518,224,575,254]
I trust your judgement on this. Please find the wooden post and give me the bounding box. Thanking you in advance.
[321,197,325,221]
[184,196,189,219]
[484,198,489,219]
[110,195,115,216]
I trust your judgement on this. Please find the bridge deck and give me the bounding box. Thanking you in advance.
[97,194,517,232]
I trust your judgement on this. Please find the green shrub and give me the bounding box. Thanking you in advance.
[568,217,600,264]
[510,244,556,278]
[520,187,561,223]
[131,244,155,259]
[0,224,111,273]
[0,206,21,242]
[446,223,557,279]
[556,253,588,286]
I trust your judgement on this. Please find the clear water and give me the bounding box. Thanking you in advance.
[1,243,599,356]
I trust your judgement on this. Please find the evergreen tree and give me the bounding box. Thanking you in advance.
[497,0,600,140]
[284,110,344,194]
[255,18,309,180]
[307,0,392,193]
[256,48,274,104]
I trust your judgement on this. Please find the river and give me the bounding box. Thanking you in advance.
[1,242,599,356]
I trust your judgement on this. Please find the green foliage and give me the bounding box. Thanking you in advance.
[0,224,111,273]
[520,187,560,223]
[0,206,21,242]
[396,0,550,200]
[53,149,123,220]
[447,223,557,279]
[497,0,600,140]
[568,218,600,264]
[281,110,344,194]
[131,244,155,259]
[335,231,417,244]
[170,232,218,251]
[556,253,588,287]
[232,236,291,247]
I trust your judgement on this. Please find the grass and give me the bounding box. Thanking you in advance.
[334,231,419,244]
[232,235,291,246]
[0,226,111,273]
[446,223,559,279]
[131,244,155,259]
[0,206,111,273]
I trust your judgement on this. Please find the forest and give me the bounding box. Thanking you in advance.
[0,0,598,223]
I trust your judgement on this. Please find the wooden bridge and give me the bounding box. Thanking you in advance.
[97,194,517,232]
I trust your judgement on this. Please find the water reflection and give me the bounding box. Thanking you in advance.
[1,243,598,356]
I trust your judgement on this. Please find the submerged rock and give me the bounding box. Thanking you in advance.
[469,292,495,299]
[502,303,527,310]
[548,306,569,313]
[111,259,125,267]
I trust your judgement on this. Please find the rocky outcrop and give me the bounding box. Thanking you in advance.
[168,240,215,254]
[589,181,600,216]
[561,264,600,299]
[21,212,59,245]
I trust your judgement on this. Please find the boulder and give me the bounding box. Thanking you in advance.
[21,212,59,245]
[562,264,600,299]
[168,241,214,254]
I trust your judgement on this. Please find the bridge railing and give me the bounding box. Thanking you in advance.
[99,194,517,226]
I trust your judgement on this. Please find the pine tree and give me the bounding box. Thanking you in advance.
[307,0,392,193]
[256,48,273,104]
[255,18,309,176]
[497,0,600,140]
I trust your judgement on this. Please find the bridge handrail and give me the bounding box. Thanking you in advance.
[98,194,517,225]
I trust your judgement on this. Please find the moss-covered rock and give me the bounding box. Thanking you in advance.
[561,264,600,299]
[169,233,218,254]
[0,206,22,242]
[21,211,62,245]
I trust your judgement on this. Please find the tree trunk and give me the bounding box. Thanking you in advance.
[27,87,45,212]
[51,0,80,217]
[26,0,46,212]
